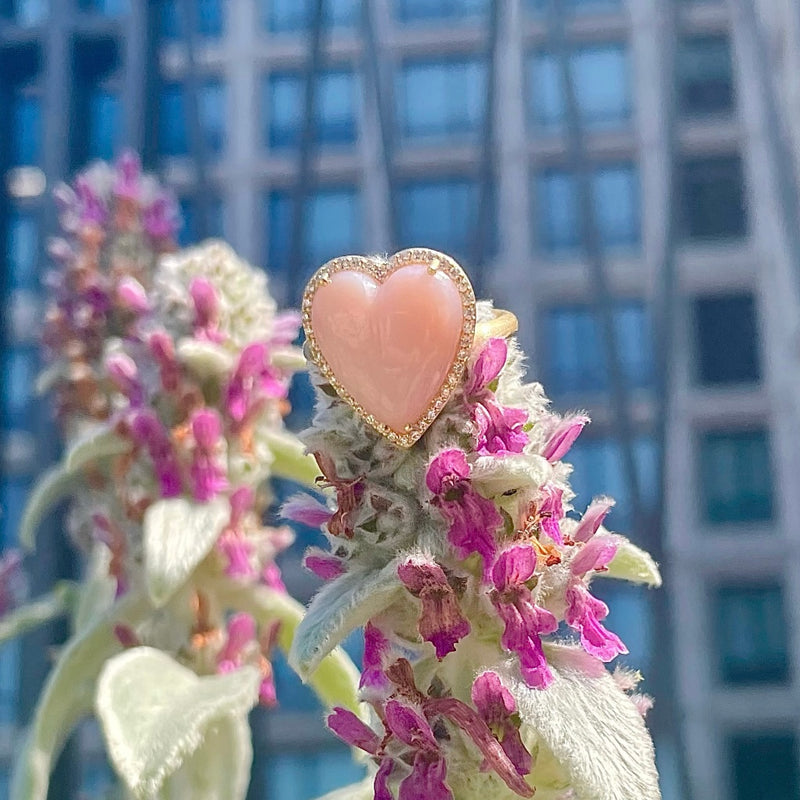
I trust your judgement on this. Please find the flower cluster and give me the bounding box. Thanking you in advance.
[287,298,662,800]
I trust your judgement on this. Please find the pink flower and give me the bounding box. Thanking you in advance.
[143,192,178,240]
[225,343,285,425]
[538,484,565,546]
[217,612,256,672]
[75,176,107,225]
[130,410,182,497]
[189,409,228,502]
[490,546,558,689]
[217,487,256,579]
[327,707,381,754]
[427,449,501,575]
[360,622,391,699]
[106,353,143,405]
[471,671,532,776]
[542,414,589,462]
[116,277,150,314]
[113,151,142,201]
[148,331,181,393]
[570,533,620,576]
[270,311,302,346]
[464,338,507,395]
[281,493,333,528]
[190,277,223,343]
[262,562,286,592]
[303,548,345,580]
[400,755,452,800]
[573,497,615,542]
[397,559,470,659]
[565,582,627,662]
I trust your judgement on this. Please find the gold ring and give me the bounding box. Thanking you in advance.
[476,308,518,341]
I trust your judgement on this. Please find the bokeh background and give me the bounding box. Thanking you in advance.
[2,0,800,798]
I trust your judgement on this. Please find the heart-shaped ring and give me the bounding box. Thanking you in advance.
[302,248,478,447]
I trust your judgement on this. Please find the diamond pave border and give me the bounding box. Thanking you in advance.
[301,247,477,449]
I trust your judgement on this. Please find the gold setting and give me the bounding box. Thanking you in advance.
[302,247,477,448]
[476,308,519,341]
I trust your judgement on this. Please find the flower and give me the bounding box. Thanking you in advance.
[189,409,228,502]
[489,546,558,689]
[564,582,628,662]
[427,449,501,574]
[542,414,589,462]
[398,559,470,659]
[130,410,183,498]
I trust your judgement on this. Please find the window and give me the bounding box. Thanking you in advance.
[199,79,226,154]
[177,196,225,247]
[395,0,487,22]
[528,45,631,131]
[397,59,486,141]
[267,188,361,297]
[700,430,773,523]
[678,35,734,116]
[729,733,799,800]
[11,91,41,166]
[78,0,129,15]
[7,211,38,290]
[567,436,659,532]
[397,178,493,263]
[161,0,223,39]
[12,0,49,26]
[266,70,357,149]
[534,164,640,255]
[527,0,622,14]
[544,303,654,396]
[680,155,747,240]
[2,348,38,430]
[695,294,760,385]
[159,83,188,156]
[265,0,357,33]
[88,88,120,161]
[0,641,20,724]
[715,584,789,684]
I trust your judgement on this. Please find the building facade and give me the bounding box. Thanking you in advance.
[2,0,799,798]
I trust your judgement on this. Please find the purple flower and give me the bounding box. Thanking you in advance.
[225,343,285,425]
[538,484,565,546]
[570,533,620,576]
[190,277,223,343]
[189,409,228,502]
[490,546,558,689]
[397,559,470,659]
[130,410,183,497]
[573,497,615,543]
[217,612,256,672]
[565,582,627,662]
[217,487,256,579]
[106,353,143,406]
[143,192,179,240]
[400,755,452,800]
[262,562,286,592]
[113,151,141,201]
[471,671,532,776]
[360,621,391,698]
[327,707,381,754]
[148,331,181,393]
[270,311,302,347]
[75,176,107,225]
[281,493,333,528]
[542,414,590,462]
[303,548,345,581]
[116,276,150,314]
[464,338,508,396]
[426,450,501,576]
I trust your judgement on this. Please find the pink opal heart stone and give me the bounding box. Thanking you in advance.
[310,263,465,435]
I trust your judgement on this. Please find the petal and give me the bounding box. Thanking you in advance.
[573,497,615,543]
[327,707,380,754]
[465,338,508,395]
[399,755,453,800]
[570,534,621,576]
[385,699,438,755]
[492,545,537,590]
[542,415,590,462]
[426,449,470,495]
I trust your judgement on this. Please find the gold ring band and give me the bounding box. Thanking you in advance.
[476,308,518,341]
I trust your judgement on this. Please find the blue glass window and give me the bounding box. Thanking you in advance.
[159,83,188,156]
[264,0,358,33]
[729,733,799,800]
[529,45,631,130]
[715,584,789,684]
[398,59,485,141]
[395,0,487,22]
[695,294,760,385]
[7,211,38,290]
[161,0,224,39]
[543,302,654,396]
[700,430,773,524]
[88,88,120,161]
[398,178,493,263]
[2,348,38,430]
[679,35,734,116]
[177,196,225,247]
[266,70,357,149]
[11,92,41,166]
[534,164,640,255]
[200,79,226,154]
[680,155,747,240]
[527,0,622,15]
[78,0,129,15]
[12,0,49,26]
[267,188,361,292]
[567,436,658,532]
[0,641,20,724]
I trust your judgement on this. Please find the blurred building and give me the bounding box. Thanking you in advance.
[2,0,800,799]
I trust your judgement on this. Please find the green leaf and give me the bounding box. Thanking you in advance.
[176,339,234,377]
[0,583,76,645]
[19,425,129,551]
[471,454,550,497]
[288,561,404,680]
[515,644,661,800]
[605,541,662,587]
[263,430,321,489]
[11,591,151,800]
[19,465,76,551]
[143,497,229,608]
[213,581,363,715]
[161,713,252,800]
[72,545,118,634]
[95,647,260,799]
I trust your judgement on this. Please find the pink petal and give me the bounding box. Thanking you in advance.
[570,533,620,576]
[385,700,438,755]
[573,497,616,543]
[327,707,380,754]
[281,494,333,527]
[542,414,590,462]
[465,338,508,395]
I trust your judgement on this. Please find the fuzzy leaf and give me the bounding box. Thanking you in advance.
[263,429,321,488]
[471,454,550,497]
[514,644,661,800]
[213,580,363,715]
[0,583,76,645]
[11,591,151,800]
[605,541,662,588]
[65,425,129,472]
[289,561,404,679]
[143,497,229,607]
[72,545,118,634]
[176,339,234,377]
[161,713,252,800]
[96,647,260,799]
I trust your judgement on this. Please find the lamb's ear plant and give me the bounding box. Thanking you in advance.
[285,253,663,800]
[3,154,361,800]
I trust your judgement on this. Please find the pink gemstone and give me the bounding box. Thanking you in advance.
[310,264,464,434]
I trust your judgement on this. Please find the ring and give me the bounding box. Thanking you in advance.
[476,308,518,341]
